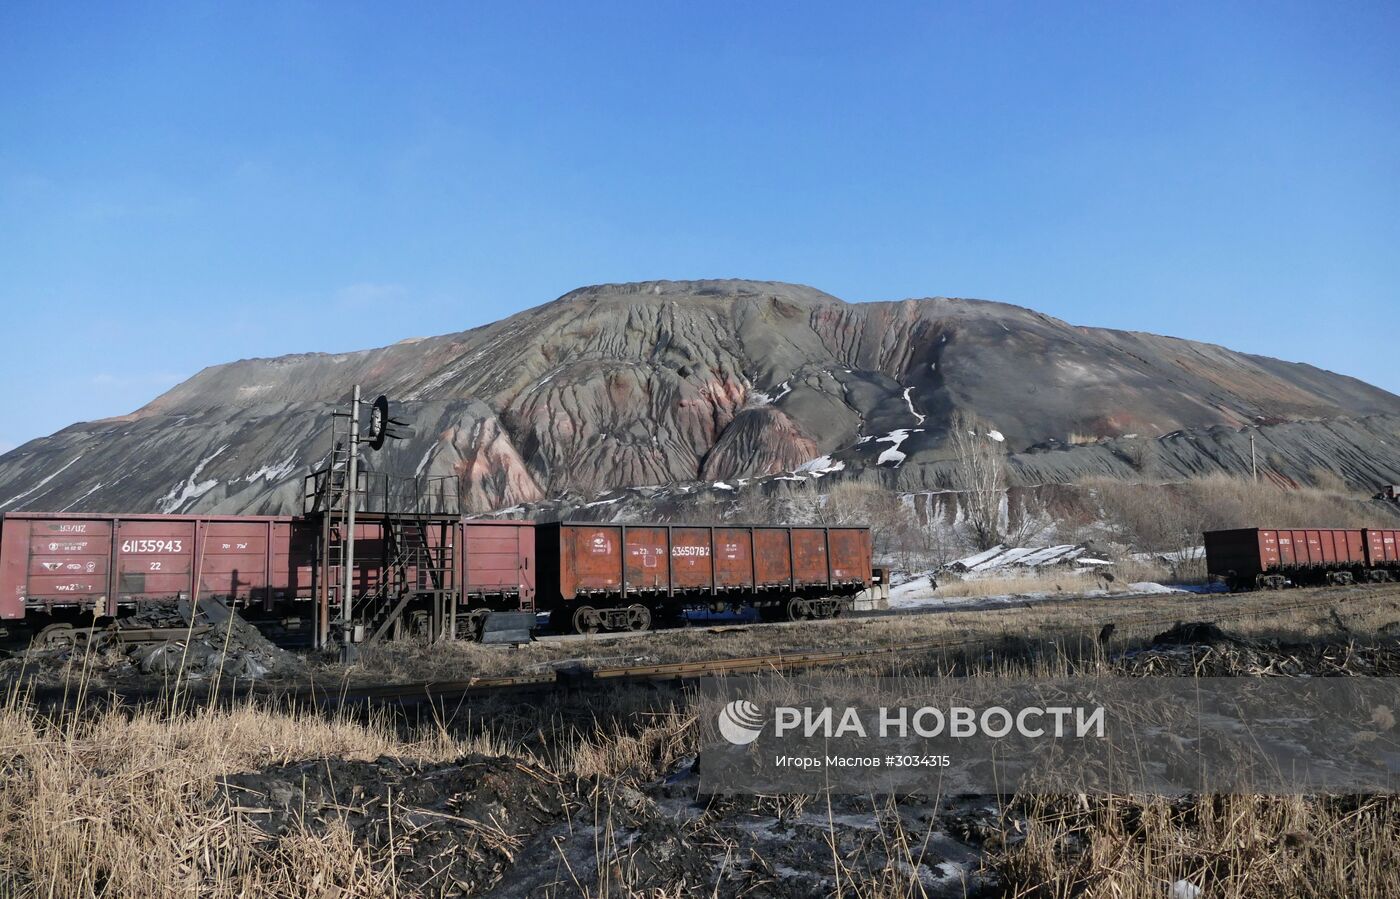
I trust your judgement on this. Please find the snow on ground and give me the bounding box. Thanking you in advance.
[157,446,228,513]
[1133,546,1206,564]
[948,544,1088,571]
[712,481,735,490]
[749,380,793,406]
[0,454,85,510]
[888,575,1189,610]
[245,454,299,483]
[901,386,927,425]
[414,445,437,477]
[876,428,922,466]
[795,455,845,477]
[58,482,104,512]
[1125,581,1188,595]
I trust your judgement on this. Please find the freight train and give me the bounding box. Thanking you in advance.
[1205,527,1400,591]
[0,510,872,647]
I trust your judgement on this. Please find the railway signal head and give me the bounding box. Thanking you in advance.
[363,394,414,449]
[366,395,390,450]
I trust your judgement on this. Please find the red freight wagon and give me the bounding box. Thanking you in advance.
[534,521,872,632]
[0,512,536,645]
[1364,529,1400,568]
[1205,527,1368,590]
[0,512,311,621]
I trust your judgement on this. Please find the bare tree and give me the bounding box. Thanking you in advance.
[949,410,1007,550]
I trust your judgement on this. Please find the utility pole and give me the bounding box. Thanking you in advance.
[341,384,362,663]
[1250,433,1258,483]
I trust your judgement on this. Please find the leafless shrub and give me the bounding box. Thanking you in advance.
[1085,477,1209,555]
[949,411,1008,550]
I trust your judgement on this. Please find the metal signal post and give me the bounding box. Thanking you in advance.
[341,384,362,662]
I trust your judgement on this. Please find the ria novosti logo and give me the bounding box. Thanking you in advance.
[716,699,1107,746]
[718,699,765,745]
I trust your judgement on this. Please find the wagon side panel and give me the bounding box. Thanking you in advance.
[22,517,111,606]
[199,521,272,603]
[561,524,623,598]
[713,527,754,590]
[0,519,31,619]
[753,528,792,587]
[623,526,670,593]
[791,528,829,586]
[827,528,872,588]
[669,527,714,591]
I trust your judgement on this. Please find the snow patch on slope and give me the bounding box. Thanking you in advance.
[902,387,926,425]
[158,445,228,512]
[0,455,84,510]
[244,454,299,483]
[796,455,846,476]
[875,429,923,466]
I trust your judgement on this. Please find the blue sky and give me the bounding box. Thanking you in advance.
[2,1,1397,452]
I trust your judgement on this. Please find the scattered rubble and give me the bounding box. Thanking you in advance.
[0,602,305,689]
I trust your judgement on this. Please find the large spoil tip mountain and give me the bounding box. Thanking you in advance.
[3,279,1400,516]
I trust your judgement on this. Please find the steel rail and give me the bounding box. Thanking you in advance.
[12,587,1378,712]
[291,588,1372,707]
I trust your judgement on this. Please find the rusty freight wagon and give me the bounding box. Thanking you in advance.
[0,512,314,646]
[1203,527,1400,590]
[0,511,535,647]
[534,522,873,632]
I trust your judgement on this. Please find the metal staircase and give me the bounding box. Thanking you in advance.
[304,453,459,650]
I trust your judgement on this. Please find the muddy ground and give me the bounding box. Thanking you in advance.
[200,623,1400,898]
[3,583,1399,698]
[0,602,307,691]
[336,583,1400,684]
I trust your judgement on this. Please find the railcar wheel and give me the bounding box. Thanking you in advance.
[36,623,76,650]
[462,610,488,642]
[573,606,602,635]
[786,597,809,621]
[624,604,652,632]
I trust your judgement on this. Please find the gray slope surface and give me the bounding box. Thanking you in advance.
[2,280,1398,515]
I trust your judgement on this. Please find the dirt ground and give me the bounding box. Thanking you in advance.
[4,590,1400,897]
[187,621,1400,898]
[336,582,1400,684]
[4,584,1398,697]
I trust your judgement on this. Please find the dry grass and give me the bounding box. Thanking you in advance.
[996,793,1400,898]
[0,691,695,898]
[4,587,1400,896]
[344,582,1400,683]
[1081,473,1400,559]
[0,701,486,897]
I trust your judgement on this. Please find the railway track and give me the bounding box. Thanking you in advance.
[284,587,1379,708]
[13,586,1385,713]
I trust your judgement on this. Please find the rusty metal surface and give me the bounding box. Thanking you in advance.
[1206,527,1372,577]
[1365,529,1400,565]
[713,526,752,589]
[827,528,872,584]
[538,522,872,609]
[624,526,669,592]
[752,528,791,585]
[669,526,711,590]
[1275,529,1365,566]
